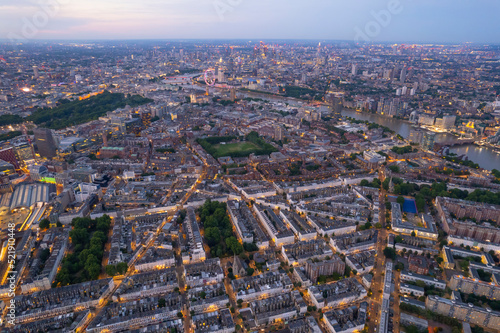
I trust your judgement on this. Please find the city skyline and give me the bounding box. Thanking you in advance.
[1,0,500,43]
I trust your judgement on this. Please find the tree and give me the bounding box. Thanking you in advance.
[116,262,128,275]
[415,280,426,288]
[389,165,400,173]
[226,237,243,255]
[200,291,206,299]
[205,227,221,247]
[106,265,117,276]
[96,215,111,232]
[415,194,425,211]
[177,312,183,318]
[246,268,254,276]
[86,262,100,280]
[383,247,397,260]
[344,265,351,277]
[69,228,89,245]
[39,219,50,230]
[411,231,416,237]
[159,298,166,308]
[405,325,421,333]
[397,196,405,206]
[243,242,258,252]
[27,92,152,130]
[40,248,51,261]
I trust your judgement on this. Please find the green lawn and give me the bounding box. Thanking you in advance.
[213,142,260,156]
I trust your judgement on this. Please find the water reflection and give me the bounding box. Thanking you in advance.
[341,109,499,170]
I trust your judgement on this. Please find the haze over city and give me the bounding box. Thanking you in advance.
[0,0,499,43]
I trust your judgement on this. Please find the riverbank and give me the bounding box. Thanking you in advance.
[341,109,499,170]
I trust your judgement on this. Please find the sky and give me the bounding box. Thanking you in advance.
[0,0,499,43]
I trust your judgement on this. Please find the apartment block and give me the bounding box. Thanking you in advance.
[227,200,270,249]
[253,204,295,248]
[280,209,317,241]
[14,278,114,324]
[183,206,206,263]
[426,295,500,330]
[400,283,425,297]
[184,258,224,287]
[308,278,367,309]
[191,308,235,333]
[345,250,376,274]
[449,275,500,299]
[330,229,378,254]
[232,271,293,302]
[307,215,357,237]
[113,268,178,302]
[436,197,500,243]
[305,257,346,283]
[188,282,229,313]
[87,295,182,333]
[249,291,307,326]
[282,239,333,265]
[400,271,446,290]
[323,302,367,333]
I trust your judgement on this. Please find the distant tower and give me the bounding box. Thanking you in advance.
[102,132,108,146]
[33,66,39,79]
[217,70,225,83]
[230,88,236,102]
[331,96,343,119]
[274,125,283,141]
[388,177,395,193]
[400,66,407,83]
[351,64,358,76]
[34,128,57,159]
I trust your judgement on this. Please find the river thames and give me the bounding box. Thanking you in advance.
[341,109,500,171]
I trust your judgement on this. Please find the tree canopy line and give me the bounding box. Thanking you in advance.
[0,91,152,130]
[0,114,24,126]
[364,177,500,208]
[199,199,243,258]
[443,155,480,169]
[391,145,418,155]
[53,215,120,286]
[283,85,324,100]
[0,131,22,142]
